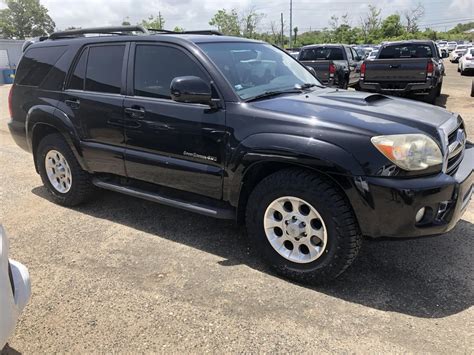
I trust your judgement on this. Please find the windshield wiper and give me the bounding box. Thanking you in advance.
[245,89,303,102]
[296,83,324,89]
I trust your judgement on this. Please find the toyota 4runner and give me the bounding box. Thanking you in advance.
[8,26,474,283]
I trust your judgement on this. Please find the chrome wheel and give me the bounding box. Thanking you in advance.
[264,196,327,264]
[45,150,72,193]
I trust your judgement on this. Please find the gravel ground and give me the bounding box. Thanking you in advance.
[0,62,473,353]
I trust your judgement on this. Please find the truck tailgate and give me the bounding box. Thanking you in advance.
[364,59,429,82]
[299,60,330,83]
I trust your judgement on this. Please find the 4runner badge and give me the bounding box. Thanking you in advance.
[183,151,217,162]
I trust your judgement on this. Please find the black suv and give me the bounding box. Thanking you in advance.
[8,26,473,283]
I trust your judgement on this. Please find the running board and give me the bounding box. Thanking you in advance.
[92,178,235,219]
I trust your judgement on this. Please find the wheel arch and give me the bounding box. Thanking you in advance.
[227,133,364,223]
[26,106,89,173]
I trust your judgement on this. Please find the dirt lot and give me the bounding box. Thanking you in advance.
[0,62,473,353]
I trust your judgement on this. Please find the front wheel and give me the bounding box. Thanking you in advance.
[246,169,362,284]
[36,133,96,206]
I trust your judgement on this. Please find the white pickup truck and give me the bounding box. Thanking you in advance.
[0,226,31,348]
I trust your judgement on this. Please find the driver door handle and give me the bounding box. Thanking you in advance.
[125,106,146,119]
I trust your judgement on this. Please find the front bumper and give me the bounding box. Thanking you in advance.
[349,143,474,238]
[0,226,31,347]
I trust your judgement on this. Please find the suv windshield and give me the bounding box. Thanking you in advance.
[198,42,321,100]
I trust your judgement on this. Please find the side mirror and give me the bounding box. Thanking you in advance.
[306,66,317,77]
[170,76,212,105]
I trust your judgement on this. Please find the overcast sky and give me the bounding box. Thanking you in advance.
[3,0,473,33]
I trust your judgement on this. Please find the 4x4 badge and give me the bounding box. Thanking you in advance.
[183,151,217,162]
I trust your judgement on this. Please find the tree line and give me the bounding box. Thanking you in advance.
[0,0,472,46]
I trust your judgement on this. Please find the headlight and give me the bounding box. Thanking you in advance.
[371,134,442,171]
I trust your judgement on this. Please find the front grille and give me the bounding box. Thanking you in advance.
[446,121,466,175]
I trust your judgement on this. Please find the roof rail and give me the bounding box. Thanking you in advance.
[147,29,223,36]
[49,25,148,39]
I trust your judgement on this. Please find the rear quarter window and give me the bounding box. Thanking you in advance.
[15,46,67,87]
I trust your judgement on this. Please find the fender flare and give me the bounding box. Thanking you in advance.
[26,105,90,172]
[225,132,364,206]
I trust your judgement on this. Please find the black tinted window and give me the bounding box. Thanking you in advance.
[16,46,67,86]
[379,44,433,59]
[299,47,344,61]
[134,45,207,99]
[85,45,124,94]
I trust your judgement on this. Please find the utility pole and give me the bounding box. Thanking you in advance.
[280,13,284,47]
[289,0,293,48]
[159,11,163,29]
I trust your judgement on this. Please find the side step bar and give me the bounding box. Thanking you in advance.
[92,179,235,220]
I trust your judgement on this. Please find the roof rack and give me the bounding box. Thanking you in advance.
[147,29,223,36]
[48,25,148,40]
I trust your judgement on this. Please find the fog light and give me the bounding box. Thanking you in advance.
[415,207,426,223]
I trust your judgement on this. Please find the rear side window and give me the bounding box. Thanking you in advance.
[134,45,207,99]
[68,48,88,90]
[15,46,67,86]
[344,47,353,60]
[299,47,343,61]
[85,45,124,94]
[379,44,433,59]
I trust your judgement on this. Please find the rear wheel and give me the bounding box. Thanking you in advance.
[437,82,442,97]
[425,85,438,104]
[36,133,96,206]
[471,80,474,97]
[246,169,362,284]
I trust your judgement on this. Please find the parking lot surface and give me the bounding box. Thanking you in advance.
[0,62,473,353]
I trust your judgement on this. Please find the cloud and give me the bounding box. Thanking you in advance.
[37,0,473,32]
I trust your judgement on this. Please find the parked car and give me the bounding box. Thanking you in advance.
[1,226,31,348]
[298,44,363,88]
[449,44,471,63]
[8,26,474,283]
[447,41,458,52]
[359,40,444,103]
[458,47,474,75]
[366,50,379,60]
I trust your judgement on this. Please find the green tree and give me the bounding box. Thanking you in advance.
[141,13,165,30]
[0,0,55,39]
[360,5,381,43]
[209,9,240,36]
[241,8,264,38]
[173,26,185,32]
[381,14,404,38]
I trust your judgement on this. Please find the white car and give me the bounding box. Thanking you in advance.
[446,41,458,52]
[367,50,379,60]
[0,226,31,348]
[458,48,474,75]
[449,44,471,63]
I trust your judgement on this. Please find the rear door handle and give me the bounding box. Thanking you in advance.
[125,106,146,119]
[65,99,80,109]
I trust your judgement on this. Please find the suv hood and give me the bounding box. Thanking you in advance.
[250,88,455,137]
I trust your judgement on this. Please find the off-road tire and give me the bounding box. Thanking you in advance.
[425,85,438,104]
[246,168,362,284]
[36,133,96,206]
